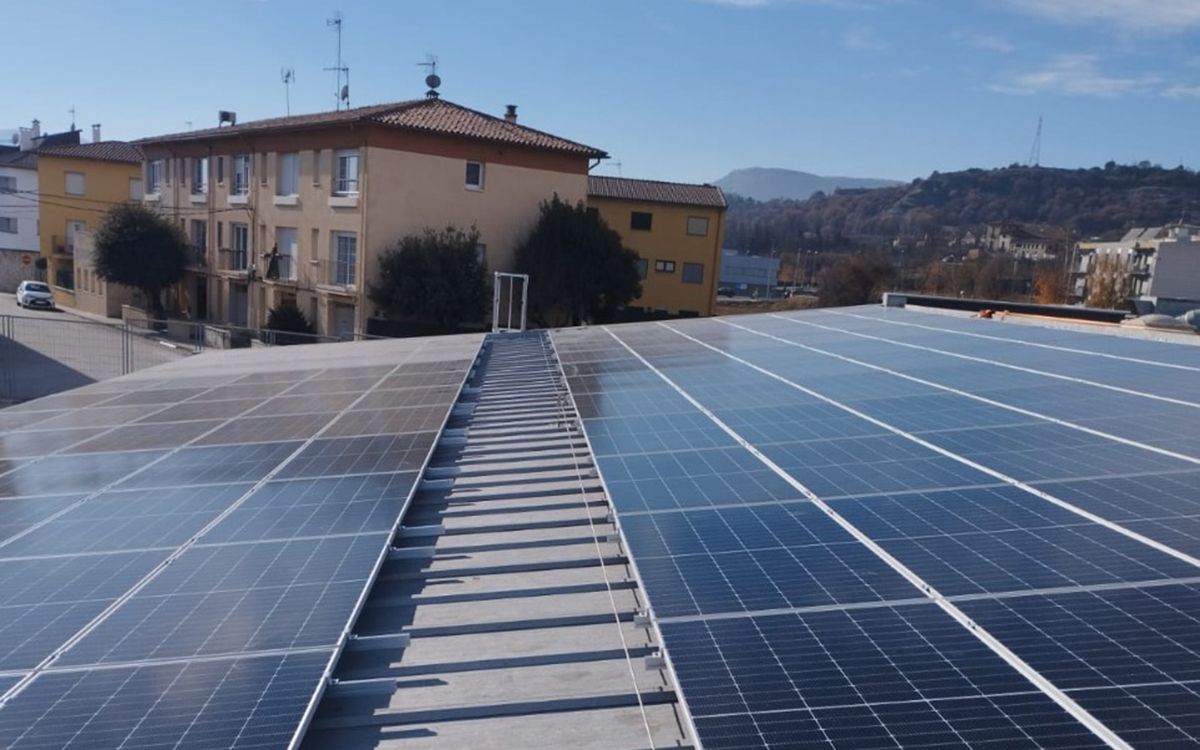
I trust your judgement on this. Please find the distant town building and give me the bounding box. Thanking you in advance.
[0,145,39,292]
[36,139,143,312]
[135,97,605,337]
[1073,224,1200,314]
[719,249,781,297]
[982,221,1067,260]
[587,176,726,317]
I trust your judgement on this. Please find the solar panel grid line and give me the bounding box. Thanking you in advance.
[691,320,1200,574]
[545,330,704,750]
[603,324,1132,750]
[829,309,1200,373]
[733,317,1200,469]
[773,313,1200,411]
[0,337,451,713]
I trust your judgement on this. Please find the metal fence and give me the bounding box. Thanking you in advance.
[0,313,383,405]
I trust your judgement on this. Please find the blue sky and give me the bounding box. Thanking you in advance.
[5,0,1199,183]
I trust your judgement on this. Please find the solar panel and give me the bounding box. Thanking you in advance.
[0,335,482,748]
[554,308,1200,749]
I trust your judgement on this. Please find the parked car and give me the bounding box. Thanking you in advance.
[15,280,54,309]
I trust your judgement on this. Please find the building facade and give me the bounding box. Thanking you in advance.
[35,141,143,309]
[136,97,604,337]
[0,147,39,291]
[982,222,1067,260]
[587,176,725,317]
[1072,224,1200,313]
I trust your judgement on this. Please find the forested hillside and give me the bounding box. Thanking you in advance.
[724,163,1200,254]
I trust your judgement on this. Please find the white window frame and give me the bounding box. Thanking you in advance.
[275,226,298,280]
[277,152,299,196]
[232,155,251,196]
[335,150,359,195]
[191,158,208,195]
[0,216,16,234]
[465,161,485,191]
[65,171,86,196]
[333,232,357,286]
[146,160,164,194]
[654,259,676,273]
[129,177,143,201]
[231,223,249,271]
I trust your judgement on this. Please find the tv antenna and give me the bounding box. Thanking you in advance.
[418,55,441,98]
[281,68,295,115]
[68,105,76,131]
[611,160,623,177]
[325,12,349,110]
[1028,115,1043,167]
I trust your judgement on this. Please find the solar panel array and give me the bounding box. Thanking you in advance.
[554,306,1200,749]
[0,335,480,749]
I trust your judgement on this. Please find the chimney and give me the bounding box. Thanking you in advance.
[504,105,518,124]
[91,124,101,143]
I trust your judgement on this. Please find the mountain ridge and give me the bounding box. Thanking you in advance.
[715,166,902,202]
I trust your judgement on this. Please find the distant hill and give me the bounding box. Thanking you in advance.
[723,163,1200,253]
[715,167,902,202]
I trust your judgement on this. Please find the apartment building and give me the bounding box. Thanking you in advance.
[1072,224,1200,314]
[587,176,726,317]
[0,146,39,291]
[136,97,605,337]
[35,138,143,309]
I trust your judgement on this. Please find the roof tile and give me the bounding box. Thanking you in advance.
[37,141,143,164]
[587,176,726,209]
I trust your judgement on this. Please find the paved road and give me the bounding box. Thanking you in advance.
[0,294,189,404]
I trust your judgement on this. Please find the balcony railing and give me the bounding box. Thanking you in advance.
[265,254,295,282]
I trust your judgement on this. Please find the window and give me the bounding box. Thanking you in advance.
[465,161,484,190]
[335,150,359,195]
[190,220,207,264]
[312,150,322,186]
[231,223,249,270]
[0,176,15,193]
[232,155,251,195]
[65,171,86,196]
[682,262,704,284]
[654,260,676,273]
[636,258,648,279]
[0,217,16,233]
[475,243,487,266]
[334,232,357,285]
[129,178,143,200]
[275,227,298,280]
[191,158,207,194]
[277,152,299,196]
[631,212,653,231]
[216,156,225,184]
[146,160,164,194]
[687,216,710,237]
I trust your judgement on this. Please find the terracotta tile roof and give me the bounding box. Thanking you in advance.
[588,176,727,209]
[37,141,143,164]
[138,98,607,157]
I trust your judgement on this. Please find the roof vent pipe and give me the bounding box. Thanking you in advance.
[91,124,101,143]
[505,105,518,124]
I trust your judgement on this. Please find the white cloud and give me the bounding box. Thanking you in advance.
[1004,0,1200,30]
[949,30,1015,53]
[993,54,1159,96]
[843,26,889,50]
[1163,83,1200,98]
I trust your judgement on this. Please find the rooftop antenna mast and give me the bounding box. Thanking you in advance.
[417,54,440,98]
[325,12,349,110]
[1028,115,1043,167]
[281,68,295,115]
[68,105,76,132]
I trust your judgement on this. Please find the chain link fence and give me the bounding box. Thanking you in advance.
[0,313,384,405]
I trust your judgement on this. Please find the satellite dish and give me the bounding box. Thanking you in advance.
[340,84,350,102]
[425,74,441,90]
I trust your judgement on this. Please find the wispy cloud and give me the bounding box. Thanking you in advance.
[993,54,1159,96]
[1003,0,1200,30]
[1163,84,1200,99]
[949,30,1015,54]
[843,26,889,50]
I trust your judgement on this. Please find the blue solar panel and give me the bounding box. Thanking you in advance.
[555,311,1200,749]
[0,651,331,749]
[0,494,85,544]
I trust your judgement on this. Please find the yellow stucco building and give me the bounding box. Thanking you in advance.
[36,142,143,311]
[587,176,726,317]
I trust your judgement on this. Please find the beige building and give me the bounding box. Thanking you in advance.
[136,96,605,337]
